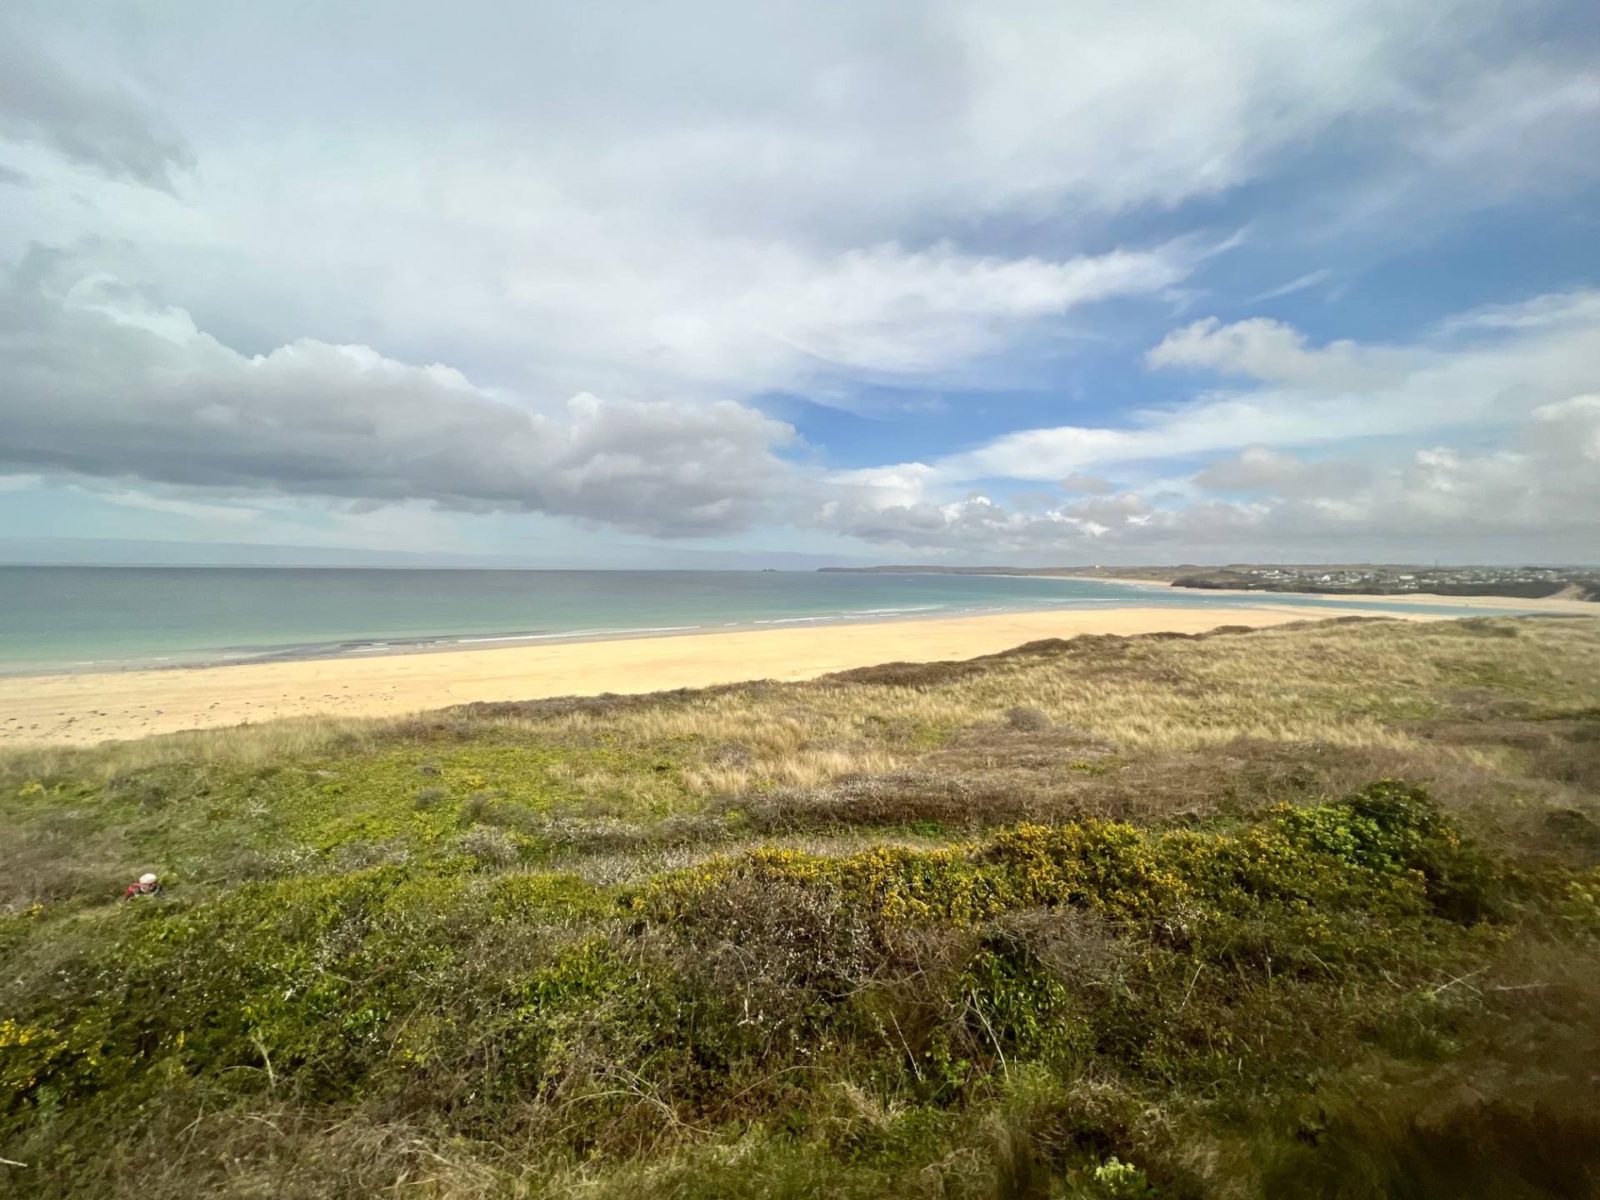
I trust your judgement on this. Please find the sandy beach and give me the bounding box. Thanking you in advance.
[4,591,1591,749]
[6,596,1577,748]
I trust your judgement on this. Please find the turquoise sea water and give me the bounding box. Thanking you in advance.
[0,567,1539,675]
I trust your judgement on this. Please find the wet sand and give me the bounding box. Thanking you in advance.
[0,602,1467,747]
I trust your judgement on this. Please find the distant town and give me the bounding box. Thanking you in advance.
[1162,564,1600,601]
[822,563,1600,601]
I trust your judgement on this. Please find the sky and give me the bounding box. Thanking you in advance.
[2,0,1598,568]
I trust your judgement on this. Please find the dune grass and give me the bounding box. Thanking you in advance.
[3,615,1599,1197]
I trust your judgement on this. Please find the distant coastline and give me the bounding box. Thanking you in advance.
[819,562,1600,604]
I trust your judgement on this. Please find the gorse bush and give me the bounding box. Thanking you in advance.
[639,782,1491,937]
[2,783,1569,1197]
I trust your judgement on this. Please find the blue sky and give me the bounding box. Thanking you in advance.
[2,0,1598,566]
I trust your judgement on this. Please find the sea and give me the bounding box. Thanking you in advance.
[0,566,1541,675]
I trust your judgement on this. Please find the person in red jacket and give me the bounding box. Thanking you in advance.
[123,873,160,899]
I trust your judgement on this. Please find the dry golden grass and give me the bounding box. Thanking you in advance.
[511,615,1600,814]
[7,615,1596,823]
[0,713,391,783]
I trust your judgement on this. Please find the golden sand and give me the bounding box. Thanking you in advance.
[0,600,1505,747]
[10,597,1582,749]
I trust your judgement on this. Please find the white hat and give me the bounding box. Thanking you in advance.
[140,873,158,885]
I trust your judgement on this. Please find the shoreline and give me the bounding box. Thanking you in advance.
[0,601,1566,749]
[0,600,1136,680]
[5,578,1585,682]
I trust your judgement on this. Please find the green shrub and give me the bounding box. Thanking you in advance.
[3,778,1596,1198]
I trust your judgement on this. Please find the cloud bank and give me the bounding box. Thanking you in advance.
[0,257,802,537]
[2,0,1597,562]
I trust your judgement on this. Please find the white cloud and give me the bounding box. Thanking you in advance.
[1380,60,1600,214]
[4,0,1580,406]
[935,290,1600,482]
[1246,269,1335,304]
[814,295,1600,560]
[941,0,1432,211]
[721,241,1190,379]
[819,491,1108,553]
[1146,317,1380,385]
[818,402,1600,558]
[496,236,1193,399]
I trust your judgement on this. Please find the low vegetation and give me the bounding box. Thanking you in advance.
[4,615,1600,1198]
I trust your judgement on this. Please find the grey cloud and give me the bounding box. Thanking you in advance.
[0,27,192,189]
[1059,471,1112,494]
[1194,447,1373,495]
[1522,394,1600,466]
[0,257,800,538]
[75,0,1501,225]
